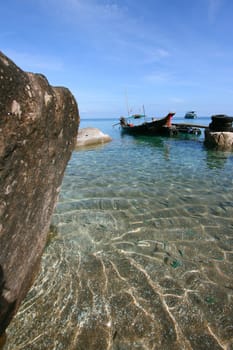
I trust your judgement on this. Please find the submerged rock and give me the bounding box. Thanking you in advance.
[0,51,79,337]
[76,127,112,148]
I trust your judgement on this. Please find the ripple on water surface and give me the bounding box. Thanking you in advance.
[5,134,233,349]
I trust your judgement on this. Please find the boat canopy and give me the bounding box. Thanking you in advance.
[129,114,146,119]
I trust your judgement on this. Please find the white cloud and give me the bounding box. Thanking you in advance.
[112,37,170,64]
[2,49,63,72]
[156,49,169,57]
[39,0,168,63]
[207,0,223,22]
[41,0,126,25]
[145,48,170,64]
[25,0,172,80]
[145,72,174,83]
[170,97,185,104]
[144,70,201,88]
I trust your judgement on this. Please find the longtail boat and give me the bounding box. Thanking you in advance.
[119,112,177,136]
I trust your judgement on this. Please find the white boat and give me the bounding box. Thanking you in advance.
[184,111,197,119]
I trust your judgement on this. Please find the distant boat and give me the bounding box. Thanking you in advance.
[184,111,197,119]
[119,112,177,136]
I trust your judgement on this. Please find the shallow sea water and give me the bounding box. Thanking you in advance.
[5,117,233,349]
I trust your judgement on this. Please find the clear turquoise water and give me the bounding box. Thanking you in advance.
[5,117,233,349]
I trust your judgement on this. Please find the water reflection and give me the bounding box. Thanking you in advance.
[205,149,233,169]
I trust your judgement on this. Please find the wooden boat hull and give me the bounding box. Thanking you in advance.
[175,125,202,135]
[120,113,177,137]
[121,123,177,136]
[119,113,202,137]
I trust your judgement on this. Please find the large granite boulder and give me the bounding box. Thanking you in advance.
[0,52,79,338]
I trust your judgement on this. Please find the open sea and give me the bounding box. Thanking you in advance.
[5,116,233,349]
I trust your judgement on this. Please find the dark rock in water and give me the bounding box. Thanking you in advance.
[205,114,233,150]
[209,114,233,132]
[0,51,79,336]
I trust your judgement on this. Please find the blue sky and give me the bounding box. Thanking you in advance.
[1,0,233,118]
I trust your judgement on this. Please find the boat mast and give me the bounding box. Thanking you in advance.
[125,88,130,116]
[142,104,146,121]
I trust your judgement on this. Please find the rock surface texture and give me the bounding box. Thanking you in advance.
[0,51,79,337]
[205,129,233,150]
[76,127,112,148]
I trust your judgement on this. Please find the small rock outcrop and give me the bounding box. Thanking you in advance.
[0,52,79,337]
[76,127,112,148]
[205,130,233,150]
[204,114,233,150]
